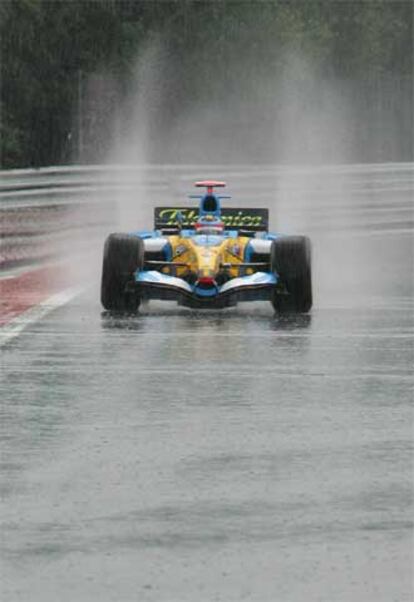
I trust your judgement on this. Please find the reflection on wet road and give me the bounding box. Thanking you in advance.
[1,165,413,601]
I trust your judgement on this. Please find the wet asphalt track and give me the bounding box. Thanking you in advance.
[1,165,413,601]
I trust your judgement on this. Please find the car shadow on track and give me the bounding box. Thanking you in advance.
[100,306,312,332]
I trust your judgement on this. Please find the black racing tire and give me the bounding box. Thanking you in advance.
[101,233,144,311]
[270,236,312,313]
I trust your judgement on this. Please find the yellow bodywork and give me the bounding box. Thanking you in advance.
[160,234,253,281]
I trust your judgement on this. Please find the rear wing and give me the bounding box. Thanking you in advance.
[154,207,268,232]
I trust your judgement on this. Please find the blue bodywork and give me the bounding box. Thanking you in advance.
[136,269,277,297]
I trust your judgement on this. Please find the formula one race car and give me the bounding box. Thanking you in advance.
[101,181,312,312]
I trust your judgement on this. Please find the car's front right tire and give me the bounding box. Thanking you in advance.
[101,233,144,311]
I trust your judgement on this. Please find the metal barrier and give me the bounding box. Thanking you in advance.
[0,166,127,269]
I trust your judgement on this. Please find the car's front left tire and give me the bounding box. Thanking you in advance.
[270,236,312,313]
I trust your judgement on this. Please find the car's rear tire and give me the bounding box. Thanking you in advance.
[270,236,312,313]
[101,234,144,311]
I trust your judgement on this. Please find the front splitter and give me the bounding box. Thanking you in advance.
[131,281,274,309]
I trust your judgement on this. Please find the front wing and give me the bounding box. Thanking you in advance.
[130,270,278,308]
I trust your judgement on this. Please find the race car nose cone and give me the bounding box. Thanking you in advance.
[197,276,216,286]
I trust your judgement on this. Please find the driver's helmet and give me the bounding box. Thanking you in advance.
[195,214,224,235]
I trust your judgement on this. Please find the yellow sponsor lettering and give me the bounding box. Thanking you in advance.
[157,207,265,227]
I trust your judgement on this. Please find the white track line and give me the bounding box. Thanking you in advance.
[0,285,83,347]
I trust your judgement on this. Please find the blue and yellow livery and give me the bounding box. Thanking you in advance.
[101,181,312,312]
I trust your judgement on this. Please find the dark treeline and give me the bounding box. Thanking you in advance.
[1,0,412,168]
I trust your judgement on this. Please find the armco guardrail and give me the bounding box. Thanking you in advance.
[0,166,129,269]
